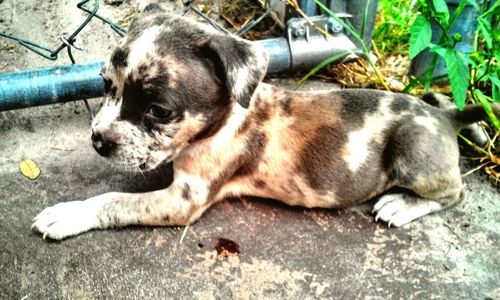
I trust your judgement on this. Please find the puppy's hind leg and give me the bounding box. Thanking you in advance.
[373,124,465,227]
[373,187,464,227]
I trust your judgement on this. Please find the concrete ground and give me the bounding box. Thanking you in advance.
[1,1,499,299]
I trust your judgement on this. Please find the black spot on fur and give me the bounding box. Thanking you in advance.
[103,78,112,94]
[335,89,381,129]
[390,96,410,113]
[121,74,148,123]
[181,183,191,201]
[110,47,129,69]
[421,92,441,107]
[280,97,293,116]
[110,86,117,98]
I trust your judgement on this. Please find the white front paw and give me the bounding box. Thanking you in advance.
[32,200,101,240]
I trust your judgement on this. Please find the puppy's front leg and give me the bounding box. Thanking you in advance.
[32,183,208,240]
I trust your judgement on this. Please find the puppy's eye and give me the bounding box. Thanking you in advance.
[147,105,173,121]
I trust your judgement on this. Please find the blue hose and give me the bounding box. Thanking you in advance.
[0,61,105,111]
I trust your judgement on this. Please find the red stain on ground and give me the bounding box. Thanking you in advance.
[215,238,240,257]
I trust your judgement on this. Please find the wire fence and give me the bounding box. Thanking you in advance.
[0,0,126,61]
[0,0,279,118]
[0,0,278,63]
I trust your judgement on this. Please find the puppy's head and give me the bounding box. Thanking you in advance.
[92,5,269,171]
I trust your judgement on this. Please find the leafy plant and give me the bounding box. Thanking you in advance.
[407,0,499,128]
[373,0,418,54]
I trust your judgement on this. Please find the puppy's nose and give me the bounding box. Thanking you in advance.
[91,131,116,157]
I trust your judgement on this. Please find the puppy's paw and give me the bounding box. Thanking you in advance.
[372,193,441,227]
[32,200,102,240]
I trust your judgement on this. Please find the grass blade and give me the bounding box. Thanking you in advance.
[474,89,500,129]
[295,51,352,89]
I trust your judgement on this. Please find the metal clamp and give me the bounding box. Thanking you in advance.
[285,15,356,70]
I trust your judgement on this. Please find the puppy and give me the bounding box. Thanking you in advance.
[32,5,499,239]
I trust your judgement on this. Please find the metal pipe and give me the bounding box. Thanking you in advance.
[0,62,104,111]
[255,38,291,73]
[0,34,356,111]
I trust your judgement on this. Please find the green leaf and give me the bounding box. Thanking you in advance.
[490,75,500,91]
[433,0,449,14]
[465,0,480,10]
[360,0,371,40]
[489,76,500,102]
[431,46,470,110]
[432,0,450,23]
[429,44,448,57]
[473,89,500,129]
[409,15,432,59]
[446,52,470,110]
[477,18,492,49]
[480,0,498,17]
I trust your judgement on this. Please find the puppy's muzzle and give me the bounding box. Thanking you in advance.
[91,130,116,157]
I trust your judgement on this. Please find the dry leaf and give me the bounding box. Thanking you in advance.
[19,159,41,180]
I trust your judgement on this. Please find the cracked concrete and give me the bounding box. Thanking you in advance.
[1,0,499,299]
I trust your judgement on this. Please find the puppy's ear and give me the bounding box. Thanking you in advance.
[199,35,269,108]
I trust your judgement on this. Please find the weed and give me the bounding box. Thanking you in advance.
[406,0,499,128]
[373,0,420,54]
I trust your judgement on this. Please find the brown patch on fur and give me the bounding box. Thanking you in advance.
[207,129,269,201]
[253,101,271,126]
[237,97,272,135]
[298,125,346,190]
[237,116,252,134]
[253,179,266,188]
[233,130,268,178]
[279,96,293,116]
